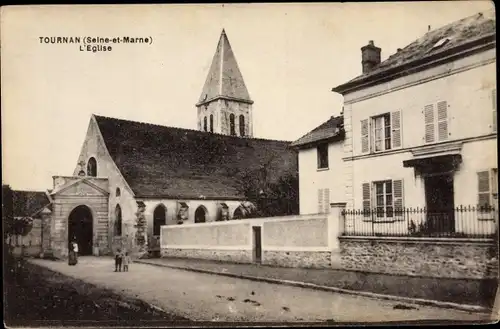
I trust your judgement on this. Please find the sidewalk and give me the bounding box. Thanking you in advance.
[136,257,496,313]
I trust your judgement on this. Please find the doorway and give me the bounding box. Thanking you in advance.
[68,205,93,255]
[424,174,455,235]
[252,226,262,264]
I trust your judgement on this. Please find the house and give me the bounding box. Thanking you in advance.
[25,29,298,259]
[291,115,345,215]
[331,10,497,236]
[6,190,52,255]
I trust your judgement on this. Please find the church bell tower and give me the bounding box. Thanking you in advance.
[196,29,254,137]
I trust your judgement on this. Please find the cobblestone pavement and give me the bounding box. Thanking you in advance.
[29,257,491,323]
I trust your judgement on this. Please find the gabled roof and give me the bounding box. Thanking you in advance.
[291,115,344,148]
[93,115,297,199]
[332,10,496,94]
[197,29,253,106]
[12,190,52,218]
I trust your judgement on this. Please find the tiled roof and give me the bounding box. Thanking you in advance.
[291,115,344,148]
[94,115,297,199]
[333,10,496,93]
[197,29,252,105]
[12,190,51,218]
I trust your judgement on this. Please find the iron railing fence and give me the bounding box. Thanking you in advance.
[342,205,498,239]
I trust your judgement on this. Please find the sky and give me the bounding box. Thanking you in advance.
[1,1,495,191]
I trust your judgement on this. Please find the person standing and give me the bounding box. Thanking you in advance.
[122,251,131,272]
[68,238,78,266]
[114,248,123,272]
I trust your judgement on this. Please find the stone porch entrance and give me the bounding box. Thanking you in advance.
[47,176,110,258]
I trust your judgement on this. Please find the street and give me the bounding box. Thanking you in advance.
[29,257,490,323]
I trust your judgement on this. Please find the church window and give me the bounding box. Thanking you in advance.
[116,187,121,197]
[203,116,207,132]
[230,114,236,136]
[87,157,97,177]
[153,204,167,236]
[210,114,214,133]
[114,205,122,236]
[239,115,245,136]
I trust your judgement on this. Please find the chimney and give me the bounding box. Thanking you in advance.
[361,40,382,74]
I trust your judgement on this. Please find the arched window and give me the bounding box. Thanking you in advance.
[203,116,207,132]
[153,204,167,236]
[229,114,235,136]
[239,115,245,136]
[210,114,214,133]
[195,206,207,223]
[116,187,121,197]
[87,157,97,177]
[114,205,122,236]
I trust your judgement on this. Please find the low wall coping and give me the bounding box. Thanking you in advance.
[339,235,496,245]
[162,214,327,230]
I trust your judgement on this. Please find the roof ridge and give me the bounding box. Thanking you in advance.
[93,114,293,144]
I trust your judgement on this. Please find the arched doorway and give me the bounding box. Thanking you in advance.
[68,205,93,256]
[153,204,167,236]
[194,206,207,223]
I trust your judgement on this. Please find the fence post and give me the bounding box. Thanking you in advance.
[329,202,347,269]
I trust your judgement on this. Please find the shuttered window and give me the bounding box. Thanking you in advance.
[361,119,369,153]
[424,101,449,143]
[424,104,435,143]
[393,179,404,219]
[493,89,497,132]
[363,179,404,220]
[318,189,324,214]
[323,188,330,214]
[362,183,371,217]
[317,188,330,214]
[478,169,498,213]
[362,111,402,153]
[391,111,402,148]
[437,101,448,141]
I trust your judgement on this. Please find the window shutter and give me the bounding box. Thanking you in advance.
[318,189,324,214]
[324,188,330,214]
[391,110,402,148]
[361,119,369,153]
[424,104,435,143]
[393,179,404,219]
[362,183,371,218]
[493,89,497,132]
[492,169,498,195]
[478,171,490,210]
[437,101,448,141]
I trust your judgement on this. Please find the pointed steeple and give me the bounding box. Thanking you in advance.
[197,29,253,106]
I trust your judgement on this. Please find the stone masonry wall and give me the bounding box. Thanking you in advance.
[340,237,498,279]
[263,251,332,269]
[161,248,253,264]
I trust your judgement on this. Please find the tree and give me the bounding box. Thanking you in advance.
[134,202,147,253]
[235,157,299,218]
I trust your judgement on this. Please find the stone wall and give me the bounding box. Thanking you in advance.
[160,214,333,267]
[161,248,252,263]
[340,236,498,279]
[262,251,331,268]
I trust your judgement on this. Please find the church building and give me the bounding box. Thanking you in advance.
[22,30,298,259]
